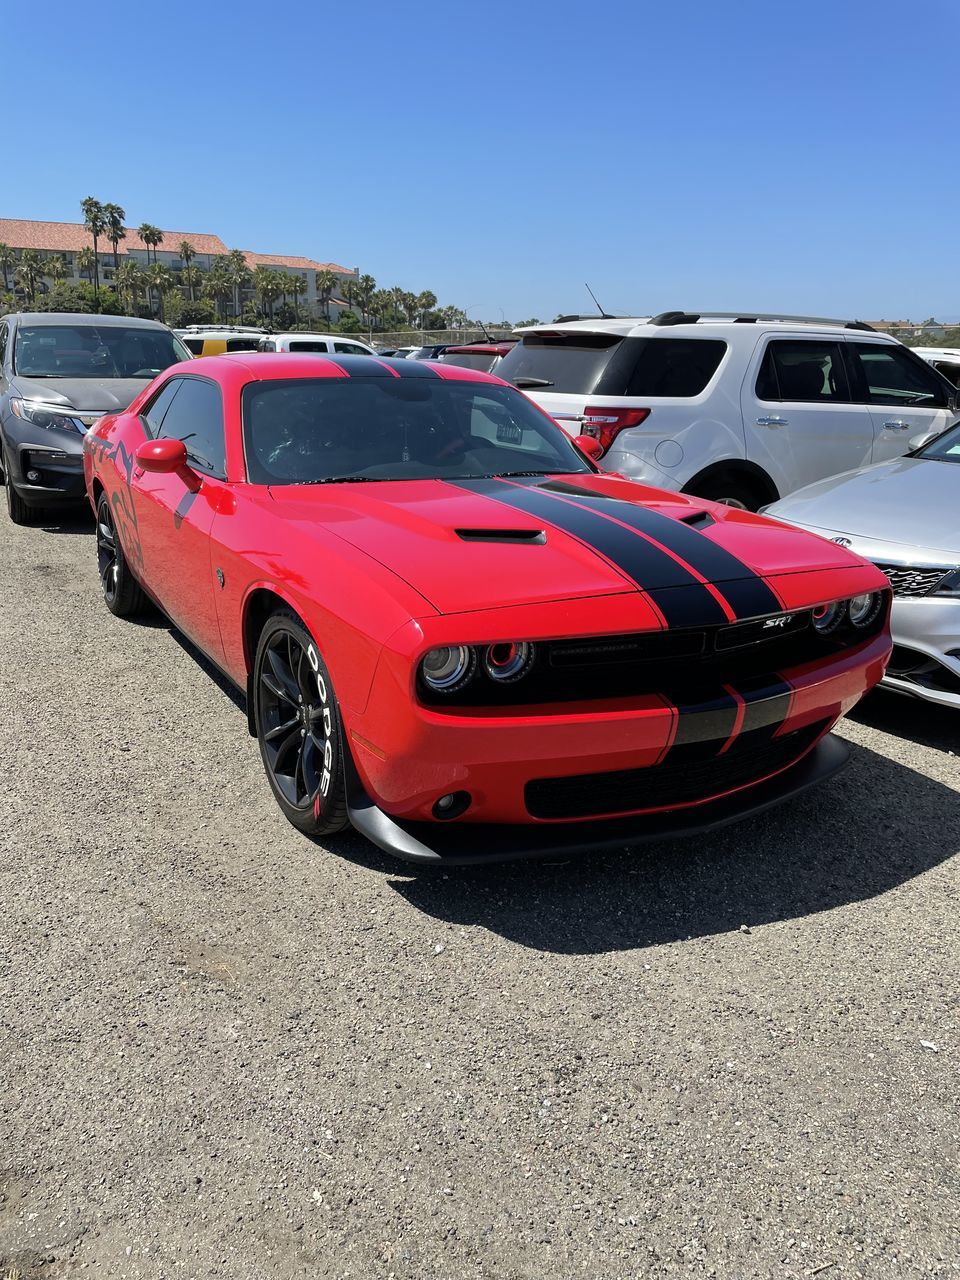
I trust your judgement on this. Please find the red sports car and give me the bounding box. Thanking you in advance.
[83,354,891,865]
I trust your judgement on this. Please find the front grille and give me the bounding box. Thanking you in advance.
[875,562,954,598]
[525,721,827,819]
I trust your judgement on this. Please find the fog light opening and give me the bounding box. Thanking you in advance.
[432,791,472,821]
[26,469,41,483]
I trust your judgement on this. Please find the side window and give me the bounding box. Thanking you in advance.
[334,341,368,355]
[289,340,329,352]
[849,343,948,406]
[225,338,260,352]
[182,338,203,355]
[756,341,850,402]
[156,377,226,477]
[0,323,7,368]
[141,378,183,437]
[932,360,960,387]
[625,339,726,397]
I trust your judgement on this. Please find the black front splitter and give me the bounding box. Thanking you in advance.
[344,734,850,867]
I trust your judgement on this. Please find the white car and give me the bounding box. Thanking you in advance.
[914,346,960,387]
[256,333,377,356]
[497,312,959,508]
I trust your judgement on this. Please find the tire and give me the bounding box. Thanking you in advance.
[96,492,147,617]
[253,610,349,837]
[687,473,766,511]
[5,465,33,525]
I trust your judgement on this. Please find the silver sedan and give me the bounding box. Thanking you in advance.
[764,423,960,709]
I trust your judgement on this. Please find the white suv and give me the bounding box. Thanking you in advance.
[498,312,959,508]
[256,333,377,356]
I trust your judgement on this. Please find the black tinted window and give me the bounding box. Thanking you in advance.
[850,343,948,406]
[0,323,7,368]
[498,334,622,394]
[757,341,850,402]
[931,360,960,387]
[157,377,226,476]
[225,338,260,352]
[182,337,203,355]
[142,379,183,437]
[289,341,329,352]
[625,339,725,397]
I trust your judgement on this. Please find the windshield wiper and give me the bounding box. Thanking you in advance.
[513,376,555,388]
[300,475,386,485]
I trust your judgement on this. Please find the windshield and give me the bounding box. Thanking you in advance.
[918,421,960,463]
[14,324,190,379]
[242,376,591,485]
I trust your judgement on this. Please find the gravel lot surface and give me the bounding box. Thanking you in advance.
[1,507,958,1280]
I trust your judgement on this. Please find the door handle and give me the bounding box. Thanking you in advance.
[882,420,911,431]
[756,416,788,426]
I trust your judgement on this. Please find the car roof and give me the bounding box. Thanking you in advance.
[514,315,895,342]
[269,332,369,343]
[193,352,505,383]
[12,311,174,330]
[444,342,515,354]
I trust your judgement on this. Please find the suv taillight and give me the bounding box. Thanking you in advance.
[581,407,650,456]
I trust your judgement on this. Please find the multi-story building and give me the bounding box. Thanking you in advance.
[0,218,359,321]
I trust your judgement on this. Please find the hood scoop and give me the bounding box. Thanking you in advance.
[679,510,715,530]
[456,527,547,545]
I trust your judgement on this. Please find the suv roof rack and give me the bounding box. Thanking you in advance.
[649,311,876,332]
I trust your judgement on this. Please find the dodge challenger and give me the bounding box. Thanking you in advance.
[83,354,891,864]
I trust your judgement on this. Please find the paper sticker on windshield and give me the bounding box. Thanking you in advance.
[497,423,523,445]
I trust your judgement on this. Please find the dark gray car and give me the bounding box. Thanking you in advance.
[0,312,191,524]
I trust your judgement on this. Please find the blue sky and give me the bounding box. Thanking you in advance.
[7,0,959,321]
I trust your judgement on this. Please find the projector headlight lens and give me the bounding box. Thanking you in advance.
[420,645,477,692]
[812,601,844,634]
[848,591,883,628]
[483,641,536,682]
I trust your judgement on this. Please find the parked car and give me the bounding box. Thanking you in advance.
[498,312,960,509]
[391,347,419,359]
[83,352,889,864]
[175,326,268,356]
[407,344,453,361]
[256,333,377,357]
[764,421,960,708]
[914,346,960,387]
[438,341,518,373]
[1,312,191,524]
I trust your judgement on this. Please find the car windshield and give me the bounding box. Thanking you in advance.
[14,324,189,379]
[917,421,960,464]
[242,376,591,485]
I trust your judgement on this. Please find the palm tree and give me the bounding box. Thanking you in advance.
[103,203,126,269]
[81,196,106,298]
[180,264,202,304]
[415,291,437,330]
[137,223,163,266]
[226,250,251,321]
[77,247,95,288]
[16,251,44,305]
[289,274,308,323]
[178,241,197,299]
[371,289,393,332]
[115,261,145,315]
[253,265,277,321]
[0,243,15,294]
[146,262,172,321]
[46,255,67,288]
[203,263,233,322]
[356,274,376,329]
[315,269,336,327]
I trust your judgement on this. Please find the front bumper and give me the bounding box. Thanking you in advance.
[345,734,850,865]
[345,629,889,827]
[1,417,86,506]
[883,596,960,708]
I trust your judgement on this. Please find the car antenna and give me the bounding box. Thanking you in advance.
[584,282,613,319]
[477,318,493,341]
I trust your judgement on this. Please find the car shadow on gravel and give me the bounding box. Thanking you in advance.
[848,689,958,754]
[380,741,960,954]
[35,510,95,534]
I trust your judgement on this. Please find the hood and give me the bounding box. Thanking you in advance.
[11,375,152,414]
[267,472,869,621]
[766,457,960,560]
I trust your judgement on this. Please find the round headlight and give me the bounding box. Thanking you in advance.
[420,645,476,692]
[848,591,883,628]
[483,641,536,682]
[812,601,844,634]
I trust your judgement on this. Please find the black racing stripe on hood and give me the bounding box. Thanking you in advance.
[658,674,794,764]
[448,478,728,628]
[524,478,783,620]
[729,674,794,746]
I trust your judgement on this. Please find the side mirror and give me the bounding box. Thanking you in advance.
[135,438,201,491]
[574,434,604,462]
[908,430,938,452]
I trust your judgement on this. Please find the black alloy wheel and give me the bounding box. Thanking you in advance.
[96,492,146,617]
[254,610,348,837]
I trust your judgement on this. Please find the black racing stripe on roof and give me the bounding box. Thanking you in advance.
[448,478,728,628]
[525,478,782,620]
[336,355,440,379]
